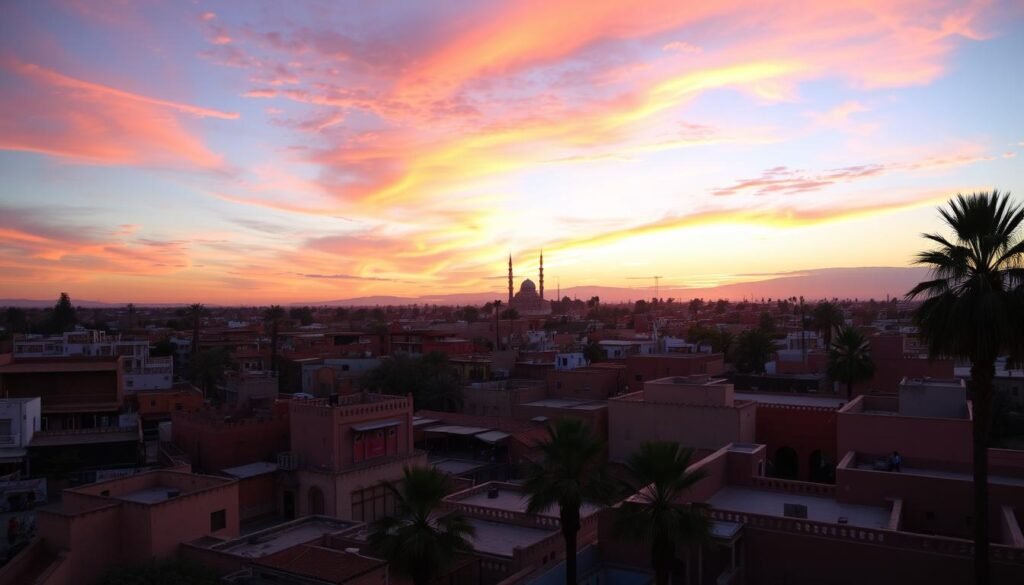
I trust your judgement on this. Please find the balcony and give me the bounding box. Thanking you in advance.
[0,433,22,447]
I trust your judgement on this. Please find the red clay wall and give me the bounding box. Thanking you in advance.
[624,354,726,393]
[755,404,837,481]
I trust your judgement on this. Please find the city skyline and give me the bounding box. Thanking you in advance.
[2,1,1023,304]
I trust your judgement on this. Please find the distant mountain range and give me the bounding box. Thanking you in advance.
[308,266,931,306]
[0,266,931,308]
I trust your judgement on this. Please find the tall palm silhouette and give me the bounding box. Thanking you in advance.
[369,466,474,585]
[186,304,204,352]
[826,325,874,399]
[263,305,286,375]
[524,419,610,585]
[908,191,1024,585]
[812,301,844,348]
[617,441,710,585]
[492,299,503,350]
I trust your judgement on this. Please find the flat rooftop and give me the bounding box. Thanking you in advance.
[209,517,358,558]
[708,486,890,529]
[119,486,183,504]
[852,461,1024,488]
[222,461,278,479]
[466,518,556,557]
[456,486,601,518]
[520,398,607,411]
[431,458,490,475]
[735,392,846,409]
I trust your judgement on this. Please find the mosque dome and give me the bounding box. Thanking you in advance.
[520,279,537,293]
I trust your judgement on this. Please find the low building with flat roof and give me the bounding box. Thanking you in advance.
[591,443,1024,585]
[608,375,756,461]
[442,481,603,583]
[12,470,239,585]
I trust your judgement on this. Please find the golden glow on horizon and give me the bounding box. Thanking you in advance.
[0,0,1020,303]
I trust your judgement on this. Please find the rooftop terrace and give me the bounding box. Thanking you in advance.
[448,482,602,519]
[735,392,846,409]
[708,486,891,529]
[466,518,557,557]
[207,516,358,559]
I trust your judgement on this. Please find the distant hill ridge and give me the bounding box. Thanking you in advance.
[0,266,928,307]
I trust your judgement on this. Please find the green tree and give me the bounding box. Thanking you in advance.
[289,306,314,326]
[263,305,286,374]
[51,292,77,333]
[813,301,844,348]
[2,307,28,336]
[733,328,774,373]
[362,352,462,411]
[151,337,174,358]
[617,442,711,585]
[688,298,704,314]
[459,305,479,323]
[758,311,776,335]
[826,325,874,399]
[189,348,231,399]
[907,191,1024,585]
[714,299,729,314]
[583,340,603,364]
[369,466,475,585]
[524,419,611,585]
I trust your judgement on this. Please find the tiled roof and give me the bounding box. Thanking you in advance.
[254,545,384,583]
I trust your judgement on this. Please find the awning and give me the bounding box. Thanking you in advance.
[474,430,511,444]
[352,419,401,432]
[423,425,491,436]
[412,417,440,427]
[530,416,549,423]
[710,520,743,541]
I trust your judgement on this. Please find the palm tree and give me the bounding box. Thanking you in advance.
[812,301,843,348]
[617,441,711,585]
[826,325,874,399]
[524,419,610,585]
[733,328,774,373]
[907,191,1024,585]
[126,303,136,331]
[263,305,285,374]
[369,466,475,585]
[492,299,503,350]
[185,303,205,355]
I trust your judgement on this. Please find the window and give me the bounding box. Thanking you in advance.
[635,374,642,381]
[175,403,183,411]
[351,485,395,522]
[210,509,227,531]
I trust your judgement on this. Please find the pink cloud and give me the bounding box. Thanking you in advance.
[0,57,231,168]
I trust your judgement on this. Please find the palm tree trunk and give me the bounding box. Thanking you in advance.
[652,534,672,585]
[563,526,577,585]
[561,506,580,585]
[971,358,994,585]
[270,322,279,374]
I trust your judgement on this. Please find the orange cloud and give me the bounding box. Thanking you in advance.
[0,57,231,168]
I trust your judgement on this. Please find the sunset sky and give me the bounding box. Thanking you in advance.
[1,0,1022,304]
